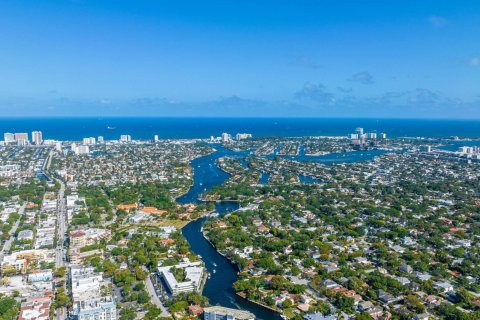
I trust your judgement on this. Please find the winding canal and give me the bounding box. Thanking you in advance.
[177,144,392,319]
[177,145,282,320]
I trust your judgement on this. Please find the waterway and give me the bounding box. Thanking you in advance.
[177,145,281,320]
[177,144,394,319]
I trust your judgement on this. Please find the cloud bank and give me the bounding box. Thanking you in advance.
[1,82,478,119]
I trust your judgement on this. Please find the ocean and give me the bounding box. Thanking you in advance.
[0,117,480,140]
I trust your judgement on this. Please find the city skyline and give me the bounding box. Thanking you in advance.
[1,3,480,319]
[0,0,479,118]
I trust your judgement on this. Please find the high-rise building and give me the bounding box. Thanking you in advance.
[17,139,28,147]
[83,137,96,145]
[31,131,43,145]
[97,136,104,143]
[14,133,29,144]
[120,135,131,142]
[71,143,89,155]
[360,134,367,145]
[236,133,252,140]
[43,139,56,146]
[154,135,159,142]
[221,133,231,142]
[458,146,473,154]
[75,145,90,155]
[380,133,387,139]
[3,133,15,144]
[355,127,364,135]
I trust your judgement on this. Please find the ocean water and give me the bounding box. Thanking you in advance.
[0,117,479,140]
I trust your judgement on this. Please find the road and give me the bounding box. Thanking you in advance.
[55,180,66,268]
[146,275,171,318]
[0,203,26,261]
[47,149,68,320]
[56,178,68,320]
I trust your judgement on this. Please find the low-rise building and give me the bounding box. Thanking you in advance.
[72,296,117,320]
[157,260,204,296]
[203,306,255,320]
[19,291,53,320]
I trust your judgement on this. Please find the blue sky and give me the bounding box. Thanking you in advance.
[0,0,479,117]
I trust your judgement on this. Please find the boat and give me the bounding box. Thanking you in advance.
[107,126,116,130]
[207,273,211,279]
[213,269,216,274]
[213,262,217,267]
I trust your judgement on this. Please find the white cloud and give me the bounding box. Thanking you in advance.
[291,56,321,69]
[428,16,449,27]
[349,71,374,84]
[469,57,480,66]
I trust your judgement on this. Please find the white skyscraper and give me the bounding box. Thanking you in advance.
[458,146,473,154]
[3,133,15,144]
[421,146,432,153]
[154,135,159,142]
[120,135,131,142]
[221,133,231,142]
[236,133,252,140]
[43,139,56,146]
[14,133,29,145]
[72,144,90,155]
[83,137,96,145]
[97,136,104,143]
[355,127,364,135]
[32,131,43,145]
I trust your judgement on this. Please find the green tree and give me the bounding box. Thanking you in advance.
[55,287,71,308]
[282,299,293,309]
[0,294,20,320]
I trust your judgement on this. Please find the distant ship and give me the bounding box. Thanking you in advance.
[107,126,116,130]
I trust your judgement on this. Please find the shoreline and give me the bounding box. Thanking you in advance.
[201,226,284,317]
[235,292,283,315]
[200,227,241,272]
[178,145,283,319]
